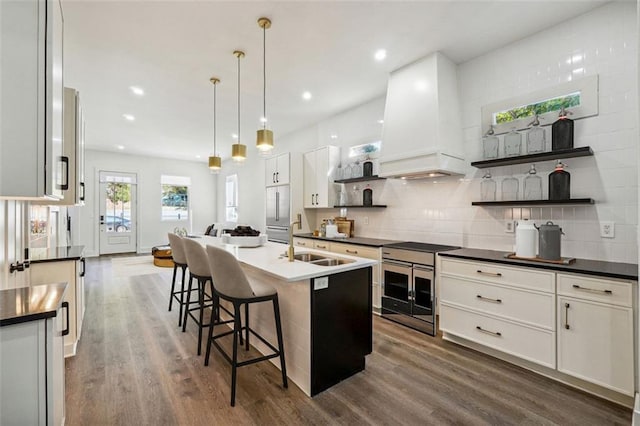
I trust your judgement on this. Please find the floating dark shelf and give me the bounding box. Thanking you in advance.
[471,147,593,168]
[472,198,595,207]
[334,175,386,184]
[333,205,387,208]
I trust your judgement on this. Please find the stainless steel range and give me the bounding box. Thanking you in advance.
[381,242,459,336]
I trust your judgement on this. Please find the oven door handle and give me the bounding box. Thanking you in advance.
[413,265,434,272]
[382,259,413,268]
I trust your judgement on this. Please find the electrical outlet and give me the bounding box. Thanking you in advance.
[505,220,515,233]
[600,221,615,238]
[363,216,369,225]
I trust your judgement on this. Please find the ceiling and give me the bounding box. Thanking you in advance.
[63,0,609,163]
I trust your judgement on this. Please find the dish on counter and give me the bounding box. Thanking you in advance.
[222,234,267,247]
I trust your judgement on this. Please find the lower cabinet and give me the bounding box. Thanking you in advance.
[0,306,65,425]
[558,275,634,396]
[439,258,636,400]
[30,259,85,356]
[292,238,382,312]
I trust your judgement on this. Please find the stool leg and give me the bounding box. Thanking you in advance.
[204,295,218,367]
[178,265,186,327]
[273,295,288,388]
[244,303,250,351]
[231,302,241,407]
[168,263,178,311]
[182,274,194,332]
[197,278,204,356]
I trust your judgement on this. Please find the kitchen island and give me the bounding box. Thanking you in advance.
[195,236,377,396]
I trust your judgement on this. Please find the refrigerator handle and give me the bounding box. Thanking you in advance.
[275,191,279,221]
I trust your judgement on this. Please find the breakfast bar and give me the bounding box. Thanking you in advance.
[196,236,377,396]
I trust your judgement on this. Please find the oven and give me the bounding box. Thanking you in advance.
[381,242,458,336]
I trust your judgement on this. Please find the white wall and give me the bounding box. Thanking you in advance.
[79,150,217,256]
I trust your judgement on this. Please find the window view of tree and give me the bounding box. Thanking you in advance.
[494,92,581,125]
[105,182,132,232]
[162,184,189,221]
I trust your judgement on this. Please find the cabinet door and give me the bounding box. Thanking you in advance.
[314,148,330,207]
[303,151,316,208]
[557,296,634,396]
[275,153,290,185]
[265,156,278,186]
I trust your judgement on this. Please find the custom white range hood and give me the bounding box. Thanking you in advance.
[379,51,466,178]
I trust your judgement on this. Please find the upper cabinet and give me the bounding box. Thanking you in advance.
[0,0,65,199]
[36,88,86,206]
[265,153,290,187]
[380,52,466,178]
[303,146,340,208]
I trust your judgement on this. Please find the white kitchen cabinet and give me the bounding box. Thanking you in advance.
[0,288,66,426]
[439,258,556,368]
[557,275,634,396]
[303,146,340,208]
[265,153,290,186]
[0,0,65,199]
[30,259,85,357]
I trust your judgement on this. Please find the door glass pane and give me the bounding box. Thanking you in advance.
[105,182,132,233]
[383,270,409,300]
[414,275,433,312]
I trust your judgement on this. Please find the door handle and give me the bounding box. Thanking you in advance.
[276,171,279,183]
[476,294,502,304]
[476,269,502,277]
[80,182,85,201]
[564,302,570,330]
[100,215,105,225]
[57,156,69,190]
[273,172,276,183]
[62,301,70,336]
[311,194,315,206]
[476,326,501,337]
[80,258,86,277]
[572,284,612,295]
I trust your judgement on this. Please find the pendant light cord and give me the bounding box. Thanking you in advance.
[213,82,217,155]
[263,24,266,130]
[237,54,241,142]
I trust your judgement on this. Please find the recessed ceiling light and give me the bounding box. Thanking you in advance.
[330,134,338,139]
[195,155,201,159]
[302,91,312,100]
[129,86,144,96]
[414,80,428,92]
[117,145,125,150]
[374,49,387,61]
[377,119,384,124]
[123,114,135,121]
[232,133,238,139]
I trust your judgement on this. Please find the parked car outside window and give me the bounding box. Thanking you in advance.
[105,215,131,232]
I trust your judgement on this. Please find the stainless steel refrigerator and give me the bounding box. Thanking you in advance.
[266,185,290,243]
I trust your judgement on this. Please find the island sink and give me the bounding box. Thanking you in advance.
[293,252,355,266]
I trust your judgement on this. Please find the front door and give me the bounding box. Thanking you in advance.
[99,171,137,254]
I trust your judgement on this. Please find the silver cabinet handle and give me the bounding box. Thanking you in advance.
[346,249,358,254]
[477,270,502,277]
[572,284,612,295]
[564,303,570,330]
[476,295,502,304]
[476,326,501,337]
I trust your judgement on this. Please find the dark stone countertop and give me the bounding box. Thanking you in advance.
[29,245,84,264]
[0,283,67,327]
[293,233,401,248]
[439,248,638,281]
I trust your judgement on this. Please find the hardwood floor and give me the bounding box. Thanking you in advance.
[65,256,632,425]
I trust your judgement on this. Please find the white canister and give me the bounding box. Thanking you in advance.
[515,219,537,258]
[325,224,338,238]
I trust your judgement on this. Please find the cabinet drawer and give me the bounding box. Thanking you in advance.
[292,238,314,249]
[330,242,379,260]
[557,274,633,307]
[439,275,555,330]
[440,303,556,368]
[440,258,554,293]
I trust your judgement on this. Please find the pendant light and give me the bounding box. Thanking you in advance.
[208,77,222,173]
[256,17,274,154]
[231,50,247,163]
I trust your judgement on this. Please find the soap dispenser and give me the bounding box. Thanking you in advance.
[526,114,546,154]
[551,106,574,151]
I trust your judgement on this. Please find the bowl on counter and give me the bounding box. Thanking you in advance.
[221,234,267,247]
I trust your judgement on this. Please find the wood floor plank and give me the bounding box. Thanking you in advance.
[64,256,633,425]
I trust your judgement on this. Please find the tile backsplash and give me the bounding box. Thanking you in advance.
[329,2,638,263]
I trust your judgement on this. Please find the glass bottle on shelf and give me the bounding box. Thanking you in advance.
[523,164,543,200]
[501,175,519,201]
[504,128,522,157]
[353,160,363,178]
[526,114,546,154]
[335,164,343,181]
[350,185,361,206]
[343,163,353,180]
[482,125,499,159]
[549,160,571,200]
[551,106,574,151]
[363,184,373,206]
[480,170,496,201]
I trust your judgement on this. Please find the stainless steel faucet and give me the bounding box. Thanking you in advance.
[288,213,302,262]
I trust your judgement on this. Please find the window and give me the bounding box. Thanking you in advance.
[493,92,581,125]
[161,175,190,221]
[225,174,238,222]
